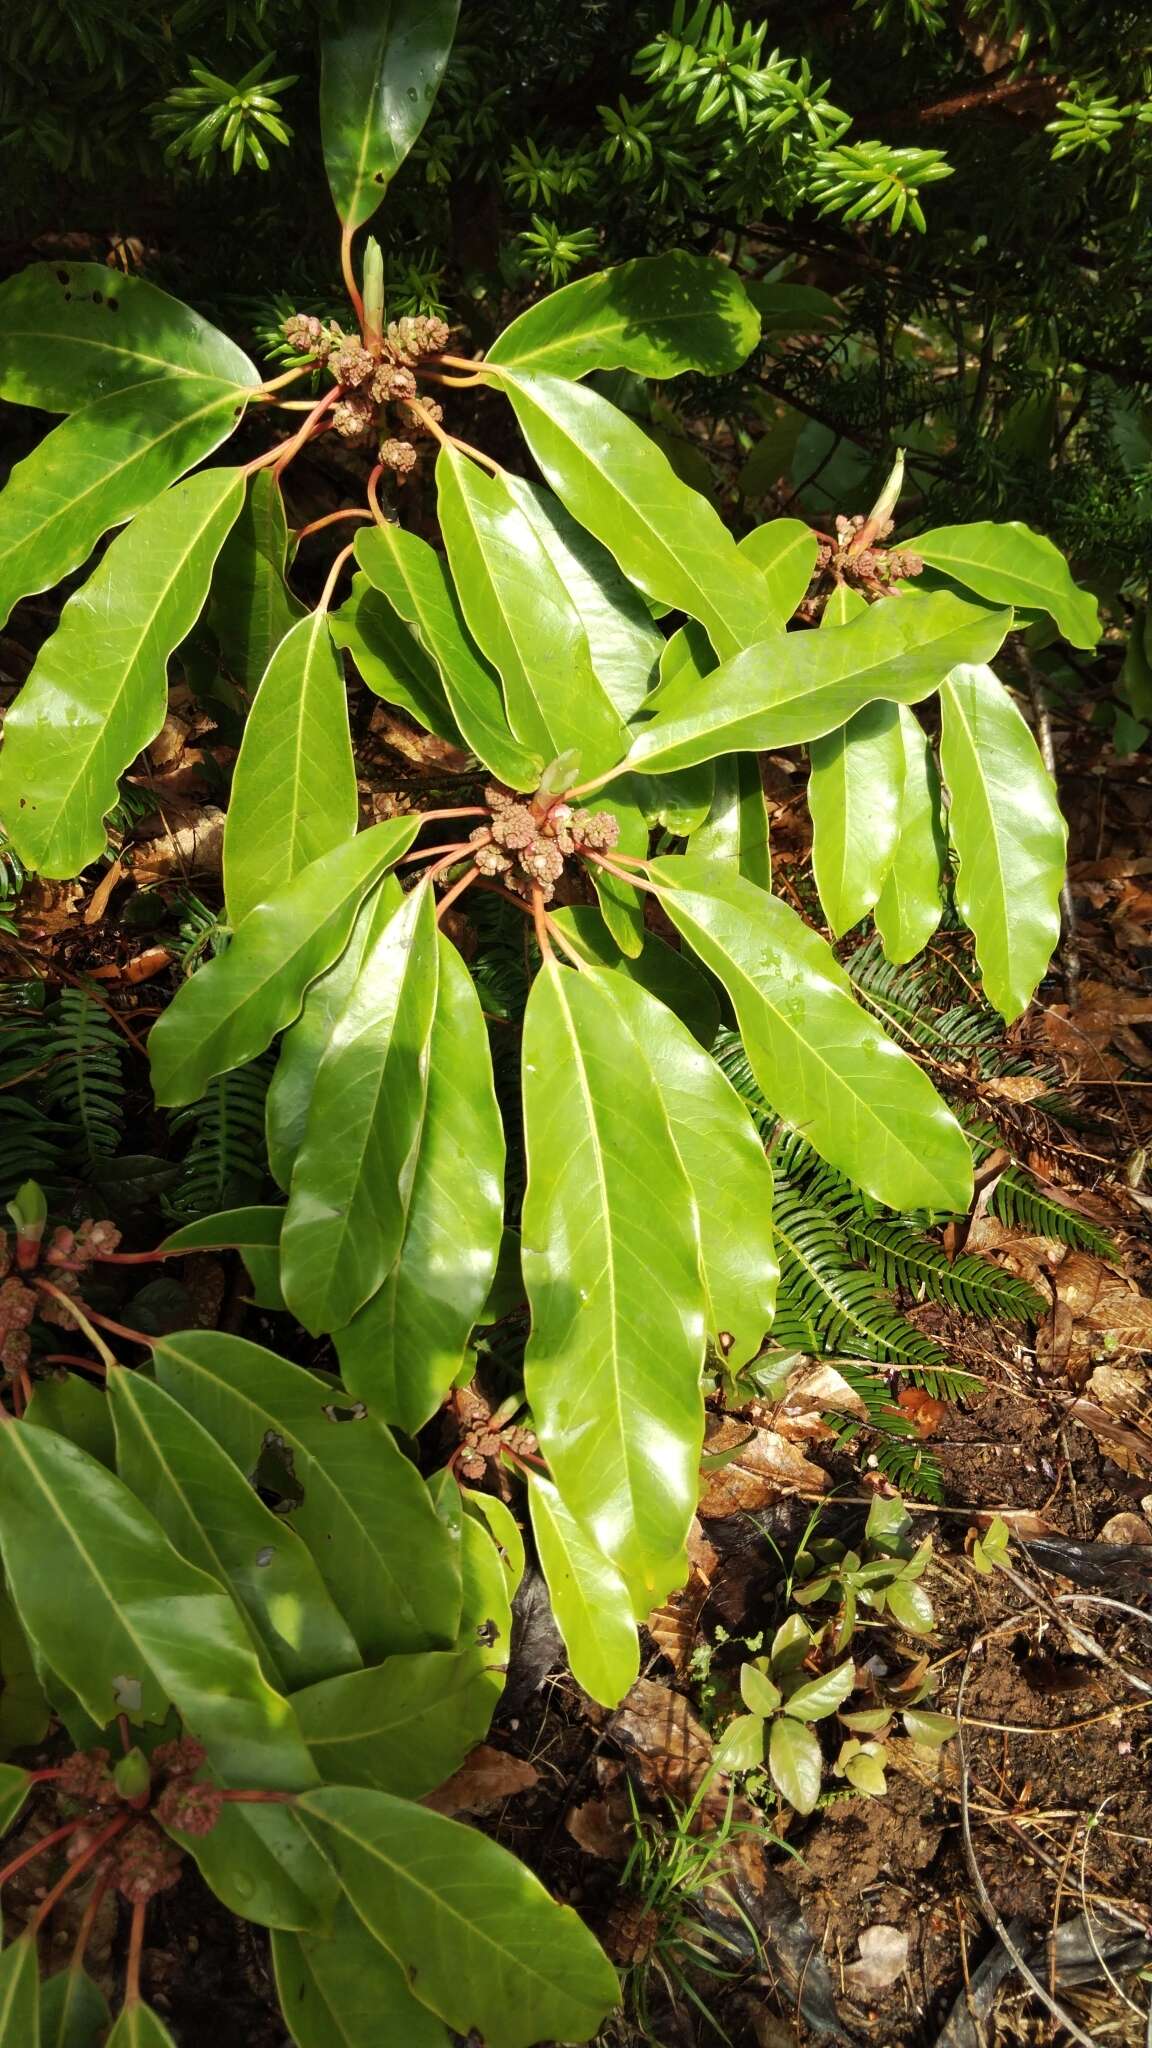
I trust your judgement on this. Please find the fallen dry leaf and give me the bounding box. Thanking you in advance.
[1039,1253,1152,1384]
[421,1743,538,1816]
[131,806,226,884]
[646,1519,718,1673]
[699,1416,828,1516]
[775,1363,867,1434]
[564,1795,631,1861]
[843,1923,909,1995]
[1100,1512,1152,1545]
[611,1676,713,1799]
[896,1387,948,1438]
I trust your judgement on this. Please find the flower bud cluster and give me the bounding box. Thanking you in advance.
[470,785,621,903]
[53,1735,226,1905]
[282,309,453,461]
[0,1215,121,1367]
[813,511,924,602]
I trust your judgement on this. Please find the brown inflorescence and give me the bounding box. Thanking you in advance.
[281,308,455,468]
[468,785,621,904]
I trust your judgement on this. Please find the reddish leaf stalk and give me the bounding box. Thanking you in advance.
[0,1817,84,1890]
[531,887,553,960]
[30,1814,136,1933]
[317,541,358,615]
[124,1896,148,2006]
[243,387,339,479]
[340,221,366,333]
[40,1353,109,1376]
[435,865,481,922]
[34,1281,151,1351]
[366,462,389,529]
[68,1872,111,1979]
[398,840,474,867]
[543,915,587,971]
[293,507,373,544]
[583,850,660,894]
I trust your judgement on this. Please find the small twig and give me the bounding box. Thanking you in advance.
[292,507,372,545]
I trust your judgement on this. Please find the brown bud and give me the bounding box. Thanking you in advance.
[154,1778,223,1837]
[379,436,418,475]
[113,1821,183,1904]
[57,1749,118,1805]
[330,342,376,389]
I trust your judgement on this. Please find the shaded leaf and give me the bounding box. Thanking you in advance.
[153,1332,460,1662]
[0,1939,40,2045]
[437,446,624,776]
[336,933,504,1434]
[0,378,249,631]
[625,592,1013,775]
[548,905,719,1048]
[809,703,905,936]
[499,368,780,658]
[208,469,305,691]
[171,1797,338,1933]
[0,261,257,411]
[0,1421,316,1787]
[320,0,460,230]
[939,662,1066,1022]
[652,855,973,1212]
[273,1899,450,2048]
[108,1366,361,1692]
[281,878,439,1334]
[40,1966,109,2048]
[223,610,358,928]
[526,1472,639,1708]
[506,478,663,720]
[692,754,771,890]
[488,251,759,380]
[105,2005,178,2048]
[874,706,946,965]
[292,1647,500,1794]
[149,819,418,1108]
[330,574,462,742]
[354,524,539,787]
[0,1763,30,1835]
[0,1581,51,1754]
[0,466,244,876]
[297,1785,621,2048]
[768,1714,823,1815]
[915,519,1098,649]
[522,957,706,1612]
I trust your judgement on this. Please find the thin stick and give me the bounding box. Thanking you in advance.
[531,888,553,959]
[293,507,372,544]
[317,542,357,615]
[124,1897,148,2007]
[32,1282,121,1370]
[340,221,365,332]
[435,865,481,922]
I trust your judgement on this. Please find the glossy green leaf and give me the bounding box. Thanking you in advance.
[108,1367,361,1692]
[588,792,647,956]
[335,934,504,1434]
[715,1712,767,1773]
[330,575,462,743]
[507,479,662,720]
[652,855,973,1212]
[433,1480,515,1661]
[297,1786,620,2048]
[784,1660,856,1721]
[160,1204,284,1308]
[0,1938,40,2044]
[24,1375,116,1468]
[488,250,759,380]
[171,1796,338,1932]
[281,878,438,1334]
[208,469,305,690]
[463,1489,525,1597]
[624,592,1013,776]
[738,518,819,628]
[105,2004,177,2048]
[809,703,905,936]
[768,1714,823,1815]
[224,610,358,929]
[0,378,249,631]
[0,1764,30,1835]
[823,583,869,627]
[885,1580,935,1634]
[627,763,715,837]
[874,706,946,965]
[592,968,777,1368]
[692,754,771,890]
[0,466,244,876]
[40,1968,110,2048]
[549,905,720,1048]
[915,520,1099,649]
[437,447,625,776]
[903,1708,957,1747]
[153,1332,460,1662]
[0,1581,51,1754]
[149,818,418,1108]
[526,1472,639,1707]
[0,261,258,411]
[265,880,401,1193]
[354,524,539,788]
[740,1664,782,1716]
[292,1647,500,1794]
[273,1900,450,2048]
[499,368,780,659]
[320,0,460,229]
[939,662,1067,1022]
[522,957,706,1611]
[0,1421,316,1788]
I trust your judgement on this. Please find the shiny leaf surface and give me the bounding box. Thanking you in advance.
[915,519,1098,649]
[0,466,244,876]
[335,934,504,1434]
[330,575,462,742]
[652,855,973,1212]
[625,593,1013,775]
[108,1367,361,1691]
[172,1797,338,1933]
[507,478,662,720]
[354,524,539,787]
[436,446,625,775]
[527,1472,639,1708]
[521,957,706,1611]
[768,1715,823,1815]
[281,878,439,1334]
[292,1647,500,1794]
[548,905,720,1047]
[692,753,771,890]
[0,378,248,631]
[499,368,780,658]
[273,1900,450,2048]
[939,662,1066,1022]
[297,1785,620,2048]
[0,261,257,411]
[208,469,305,690]
[738,517,819,627]
[223,610,358,929]
[149,819,418,1108]
[153,1332,460,1661]
[488,251,759,380]
[0,1421,316,1787]
[874,706,946,964]
[320,0,460,229]
[809,702,905,936]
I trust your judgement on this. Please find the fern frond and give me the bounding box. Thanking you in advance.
[40,989,125,1171]
[165,1054,272,1220]
[843,1215,1046,1321]
[822,1408,944,1503]
[771,1186,948,1368]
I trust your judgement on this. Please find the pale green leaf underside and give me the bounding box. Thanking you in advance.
[527,1472,639,1708]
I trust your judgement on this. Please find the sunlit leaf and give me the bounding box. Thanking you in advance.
[548,906,720,1048]
[874,706,946,965]
[208,469,306,691]
[768,1714,823,1815]
[809,703,905,936]
[488,251,759,379]
[320,0,461,230]
[330,574,462,743]
[526,1473,638,1707]
[292,1647,500,1794]
[691,754,771,889]
[507,478,662,720]
[915,519,1098,649]
[273,1900,451,2048]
